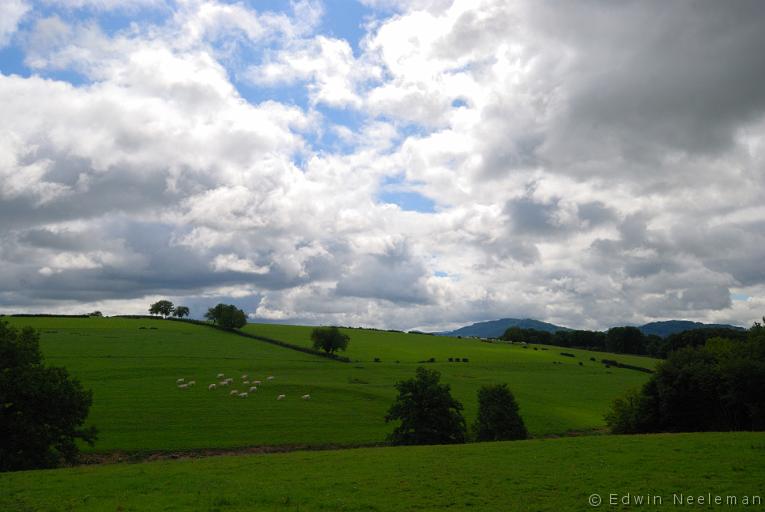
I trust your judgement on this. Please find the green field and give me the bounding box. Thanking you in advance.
[2,316,658,453]
[2,432,763,511]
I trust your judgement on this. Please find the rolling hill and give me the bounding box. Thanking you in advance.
[440,318,569,338]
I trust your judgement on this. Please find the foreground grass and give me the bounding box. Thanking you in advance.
[2,432,763,511]
[4,316,656,452]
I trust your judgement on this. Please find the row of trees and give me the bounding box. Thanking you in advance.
[501,325,746,358]
[148,300,189,319]
[385,367,528,444]
[606,319,765,434]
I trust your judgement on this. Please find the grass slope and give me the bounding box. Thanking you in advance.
[4,317,657,453]
[2,432,763,511]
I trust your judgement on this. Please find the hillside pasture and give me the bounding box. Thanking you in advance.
[4,317,658,453]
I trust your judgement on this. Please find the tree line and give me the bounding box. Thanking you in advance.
[500,325,747,358]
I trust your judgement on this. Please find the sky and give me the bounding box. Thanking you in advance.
[1,0,764,331]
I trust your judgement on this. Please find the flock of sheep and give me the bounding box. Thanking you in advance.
[175,373,310,401]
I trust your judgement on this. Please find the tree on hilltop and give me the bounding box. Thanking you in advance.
[149,300,174,318]
[205,304,247,329]
[172,306,190,318]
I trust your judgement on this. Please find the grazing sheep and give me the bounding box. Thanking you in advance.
[249,386,257,392]
[208,383,217,390]
[241,374,248,379]
[217,373,225,379]
[242,380,249,385]
[238,392,248,398]
[230,390,239,396]
[219,381,229,386]
[277,394,286,400]
[187,380,196,386]
[176,378,185,384]
[253,380,262,385]
[178,383,189,389]
[225,378,234,384]
[301,394,311,400]
[267,376,275,381]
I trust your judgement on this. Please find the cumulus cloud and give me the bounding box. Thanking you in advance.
[1,0,764,331]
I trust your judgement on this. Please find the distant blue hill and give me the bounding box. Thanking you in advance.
[441,318,745,339]
[441,318,569,338]
[638,320,745,338]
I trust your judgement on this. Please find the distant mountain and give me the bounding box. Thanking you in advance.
[638,320,745,338]
[442,318,570,338]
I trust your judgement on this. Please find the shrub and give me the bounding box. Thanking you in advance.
[385,367,466,445]
[473,384,528,441]
[590,357,596,361]
[462,358,469,363]
[578,362,583,366]
[428,357,436,363]
[373,357,381,363]
[560,352,576,358]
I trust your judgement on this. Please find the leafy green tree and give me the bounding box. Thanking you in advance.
[385,367,466,445]
[473,384,528,441]
[310,326,350,355]
[148,300,174,318]
[605,326,645,355]
[172,306,190,318]
[606,318,765,434]
[0,321,97,471]
[204,304,247,329]
[501,327,552,345]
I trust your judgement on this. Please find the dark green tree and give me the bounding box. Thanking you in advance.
[473,383,528,441]
[385,367,466,445]
[310,326,350,355]
[148,300,174,318]
[172,306,190,318]
[204,304,247,329]
[0,321,97,471]
[606,326,645,355]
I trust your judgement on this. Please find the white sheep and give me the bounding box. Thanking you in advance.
[217,373,225,379]
[242,380,249,385]
[219,381,229,386]
[253,380,262,385]
[230,389,239,396]
[208,383,217,390]
[176,378,185,384]
[249,386,258,392]
[187,380,196,386]
[301,394,311,400]
[277,394,286,400]
[241,374,248,379]
[267,376,275,381]
[238,392,248,398]
[178,383,189,389]
[225,378,234,384]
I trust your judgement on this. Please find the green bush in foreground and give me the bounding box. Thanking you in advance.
[0,321,97,472]
[473,384,528,441]
[385,367,466,445]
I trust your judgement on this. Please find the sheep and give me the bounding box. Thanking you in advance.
[242,380,249,385]
[176,378,185,384]
[219,381,229,386]
[230,390,239,396]
[241,374,248,380]
[277,394,286,400]
[267,376,275,381]
[208,383,217,390]
[253,380,262,385]
[301,394,311,400]
[249,386,258,392]
[178,383,189,389]
[217,373,225,379]
[187,380,196,386]
[238,392,248,398]
[225,378,234,384]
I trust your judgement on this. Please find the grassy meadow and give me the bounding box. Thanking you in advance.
[2,432,763,511]
[2,316,658,453]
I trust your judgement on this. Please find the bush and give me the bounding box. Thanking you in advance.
[578,361,583,366]
[560,352,576,358]
[590,357,596,361]
[462,358,469,363]
[0,321,97,471]
[448,357,453,362]
[473,384,528,441]
[373,357,381,363]
[385,367,466,445]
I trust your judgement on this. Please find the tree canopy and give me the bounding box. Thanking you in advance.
[473,383,528,441]
[172,306,190,318]
[310,326,350,355]
[204,304,247,329]
[385,367,466,445]
[148,300,174,318]
[0,321,97,471]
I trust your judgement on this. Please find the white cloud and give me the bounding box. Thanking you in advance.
[0,0,30,49]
